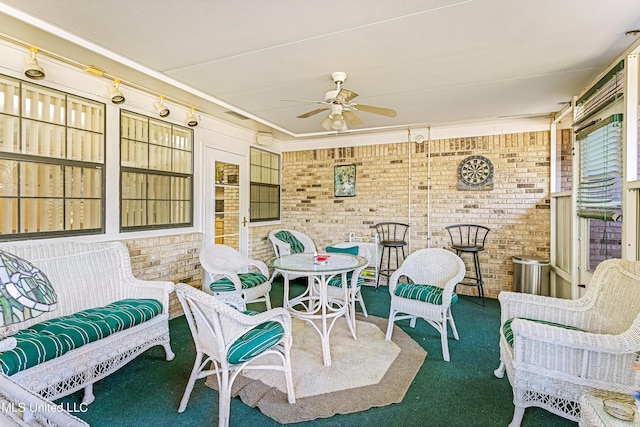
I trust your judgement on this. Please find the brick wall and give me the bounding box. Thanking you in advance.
[276,131,551,299]
[123,232,203,318]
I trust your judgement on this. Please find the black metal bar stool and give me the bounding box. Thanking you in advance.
[445,224,490,306]
[374,222,409,284]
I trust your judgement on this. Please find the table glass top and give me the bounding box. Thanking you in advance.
[267,253,367,273]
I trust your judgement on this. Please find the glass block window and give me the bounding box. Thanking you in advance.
[250,147,280,222]
[120,110,193,230]
[0,75,105,240]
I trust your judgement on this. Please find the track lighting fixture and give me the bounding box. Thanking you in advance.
[186,107,199,127]
[109,79,125,104]
[24,47,45,80]
[154,96,170,118]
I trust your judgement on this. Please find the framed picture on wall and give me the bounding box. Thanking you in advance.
[334,164,356,197]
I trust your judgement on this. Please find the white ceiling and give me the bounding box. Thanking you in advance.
[1,0,640,142]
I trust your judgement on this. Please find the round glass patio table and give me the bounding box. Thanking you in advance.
[267,253,367,366]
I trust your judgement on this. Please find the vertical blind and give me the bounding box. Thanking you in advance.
[576,114,623,221]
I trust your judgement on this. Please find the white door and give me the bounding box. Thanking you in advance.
[203,148,248,252]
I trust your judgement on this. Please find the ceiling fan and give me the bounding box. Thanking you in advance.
[284,72,397,132]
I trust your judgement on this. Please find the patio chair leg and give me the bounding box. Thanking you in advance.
[218,371,232,427]
[494,362,506,378]
[447,310,459,340]
[282,341,296,404]
[178,351,204,413]
[356,291,368,317]
[440,322,450,362]
[385,310,396,340]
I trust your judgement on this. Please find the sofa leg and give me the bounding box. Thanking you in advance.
[508,406,525,427]
[494,362,505,378]
[163,342,176,361]
[82,383,95,405]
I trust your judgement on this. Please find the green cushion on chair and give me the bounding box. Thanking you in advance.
[227,321,285,364]
[209,272,268,293]
[328,275,364,288]
[0,299,162,376]
[325,246,361,288]
[275,231,305,254]
[394,283,458,305]
[326,245,358,255]
[503,317,585,348]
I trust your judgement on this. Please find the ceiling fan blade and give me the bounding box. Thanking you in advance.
[335,88,359,104]
[353,104,397,118]
[343,110,364,126]
[281,98,328,105]
[297,107,328,118]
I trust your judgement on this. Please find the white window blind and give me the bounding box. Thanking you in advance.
[120,110,193,230]
[249,147,280,222]
[574,60,624,126]
[0,74,105,240]
[576,114,623,221]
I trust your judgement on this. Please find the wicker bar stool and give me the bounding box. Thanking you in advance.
[374,222,409,284]
[445,224,490,306]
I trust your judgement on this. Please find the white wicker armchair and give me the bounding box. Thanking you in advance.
[268,229,317,281]
[494,258,640,427]
[385,248,466,362]
[175,283,295,427]
[268,229,316,257]
[199,244,272,310]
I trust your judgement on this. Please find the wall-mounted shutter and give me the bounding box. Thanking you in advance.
[576,114,623,221]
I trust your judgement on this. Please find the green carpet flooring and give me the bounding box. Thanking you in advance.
[57,281,576,426]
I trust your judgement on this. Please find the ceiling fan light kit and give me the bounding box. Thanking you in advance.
[287,71,397,132]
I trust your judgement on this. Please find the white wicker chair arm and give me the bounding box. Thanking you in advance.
[246,259,269,276]
[220,304,292,344]
[498,291,590,326]
[274,239,292,255]
[388,269,410,294]
[511,318,640,391]
[124,278,175,313]
[511,318,639,353]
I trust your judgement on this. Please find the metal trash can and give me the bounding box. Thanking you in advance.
[512,256,550,295]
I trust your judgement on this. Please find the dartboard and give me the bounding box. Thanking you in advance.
[457,155,493,186]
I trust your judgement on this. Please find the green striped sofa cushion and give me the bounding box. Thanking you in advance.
[209,272,268,293]
[275,231,305,254]
[394,283,458,305]
[503,317,585,347]
[227,319,284,364]
[0,299,162,376]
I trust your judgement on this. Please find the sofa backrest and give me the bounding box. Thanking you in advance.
[0,241,137,328]
[583,258,640,334]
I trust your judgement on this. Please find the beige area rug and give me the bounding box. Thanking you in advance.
[206,314,427,424]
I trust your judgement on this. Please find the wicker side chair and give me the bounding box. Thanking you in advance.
[199,244,272,310]
[494,258,640,427]
[175,283,295,427]
[385,248,466,362]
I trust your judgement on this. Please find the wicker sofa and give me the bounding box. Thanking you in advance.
[0,241,175,405]
[494,258,640,426]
